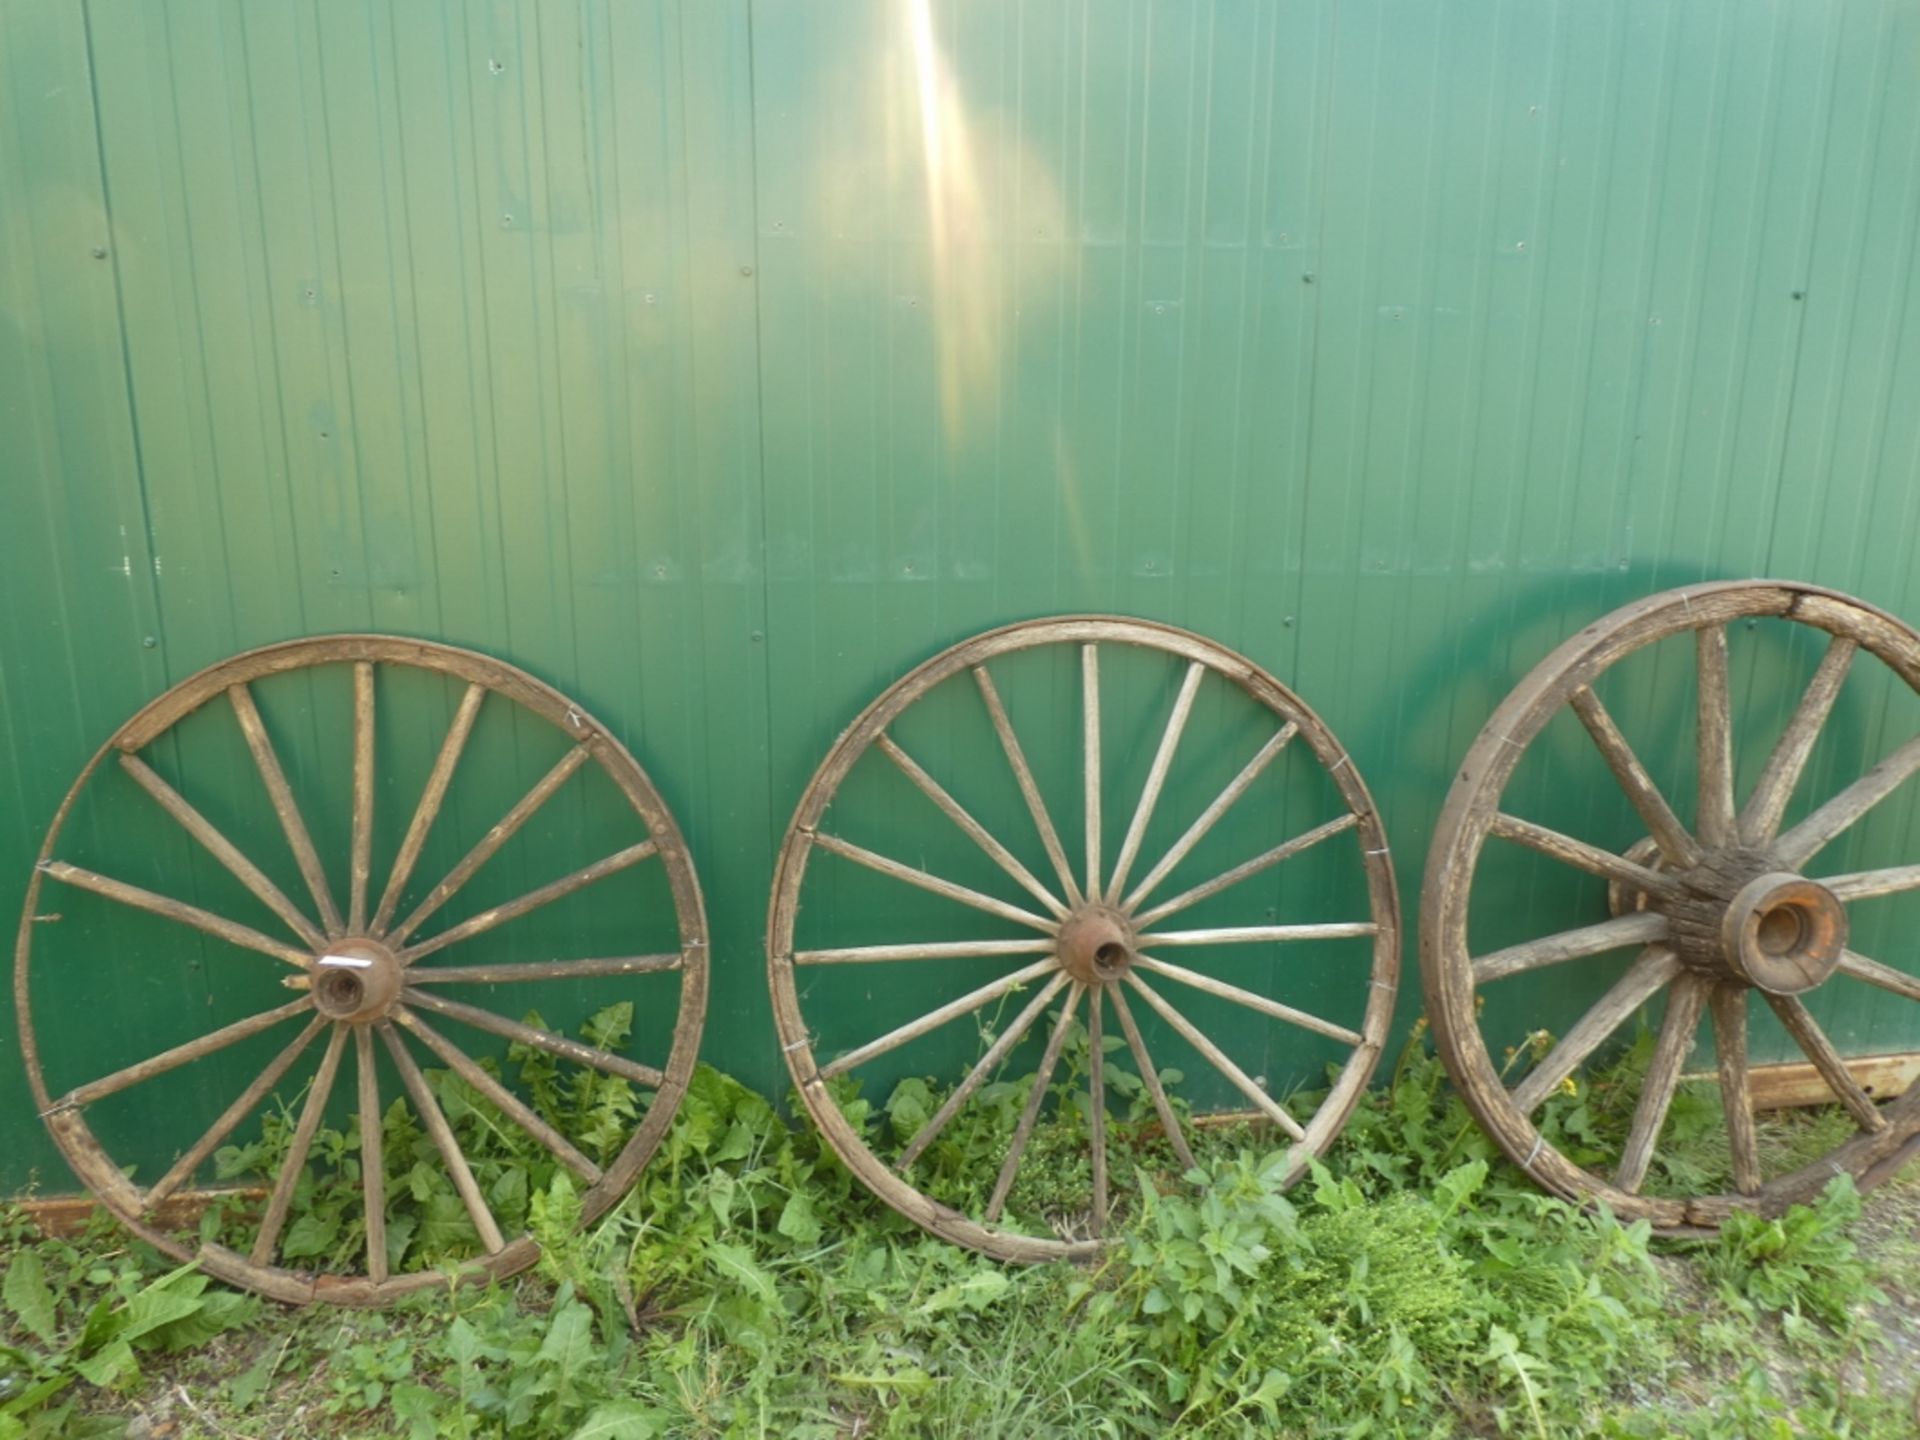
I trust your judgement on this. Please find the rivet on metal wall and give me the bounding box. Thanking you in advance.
[141,636,157,649]
[91,245,108,259]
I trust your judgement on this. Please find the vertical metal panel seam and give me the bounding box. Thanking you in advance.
[75,0,168,667]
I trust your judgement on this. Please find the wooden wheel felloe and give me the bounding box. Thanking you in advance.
[768,617,1399,1261]
[1422,581,1920,1230]
[16,636,707,1305]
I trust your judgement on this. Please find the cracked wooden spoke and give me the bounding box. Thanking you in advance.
[1106,661,1205,902]
[350,661,375,932]
[1123,973,1306,1141]
[821,958,1062,1079]
[40,861,312,968]
[1088,993,1108,1236]
[356,1026,388,1285]
[1137,922,1377,949]
[1471,911,1668,985]
[1082,643,1102,901]
[388,745,591,946]
[371,682,486,934]
[251,1024,349,1265]
[1773,732,1920,870]
[53,999,313,1112]
[1823,864,1920,901]
[974,664,1082,907]
[1709,985,1761,1195]
[1133,813,1359,928]
[403,989,665,1088]
[229,681,343,936]
[394,1009,602,1184]
[1695,625,1736,848]
[1124,723,1298,913]
[1835,949,1920,1003]
[1108,984,1196,1171]
[1614,973,1709,1194]
[896,974,1069,1170]
[810,831,1056,932]
[403,954,684,986]
[1569,686,1702,869]
[117,754,326,949]
[1510,948,1682,1115]
[1739,634,1855,844]
[876,734,1067,919]
[792,938,1056,966]
[985,984,1084,1221]
[379,1022,506,1254]
[400,839,657,963]
[146,1017,327,1208]
[1132,954,1363,1046]
[1487,812,1681,900]
[1763,993,1889,1133]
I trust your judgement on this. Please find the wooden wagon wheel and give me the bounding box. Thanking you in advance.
[767,617,1399,1261]
[1422,581,1920,1230]
[15,636,707,1305]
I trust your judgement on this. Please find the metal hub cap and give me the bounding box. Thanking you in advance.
[1054,906,1136,985]
[1719,872,1847,994]
[309,939,404,1022]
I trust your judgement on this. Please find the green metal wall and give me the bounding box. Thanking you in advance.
[5,0,1920,1194]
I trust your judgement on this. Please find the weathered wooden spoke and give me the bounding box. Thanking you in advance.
[380,1022,506,1254]
[1108,981,1198,1173]
[1509,949,1681,1115]
[1487,812,1681,901]
[355,1026,388,1285]
[404,990,665,1088]
[1738,635,1855,845]
[1762,993,1888,1133]
[251,1024,349,1265]
[1124,972,1307,1142]
[1133,813,1358,928]
[18,635,707,1305]
[1471,912,1668,985]
[1695,626,1737,848]
[820,957,1062,1080]
[809,831,1057,932]
[1122,724,1299,913]
[876,734,1068,919]
[895,974,1070,1170]
[388,746,591,946]
[229,681,344,937]
[393,1009,603,1184]
[974,664,1083,907]
[770,617,1397,1260]
[1423,581,1920,1232]
[399,840,658,963]
[117,754,327,949]
[1772,732,1920,870]
[1709,984,1762,1195]
[50,999,313,1113]
[349,662,375,933]
[402,954,684,986]
[1615,974,1710,1194]
[145,1017,328,1208]
[1568,686,1703,869]
[40,860,312,968]
[984,984,1085,1221]
[1835,949,1920,1003]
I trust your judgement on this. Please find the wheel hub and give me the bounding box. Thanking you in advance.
[308,938,404,1022]
[1718,871,1846,994]
[1054,906,1136,986]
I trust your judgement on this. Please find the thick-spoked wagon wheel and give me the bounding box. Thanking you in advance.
[16,637,707,1305]
[1422,581,1920,1230]
[768,617,1399,1261]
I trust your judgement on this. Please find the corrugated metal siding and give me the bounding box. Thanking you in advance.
[4,0,1919,1191]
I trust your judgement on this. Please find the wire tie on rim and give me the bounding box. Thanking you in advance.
[1364,846,1391,856]
[783,1036,812,1053]
[1523,1134,1545,1170]
[1329,753,1352,773]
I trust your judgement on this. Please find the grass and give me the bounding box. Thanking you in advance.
[1,1014,1915,1439]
